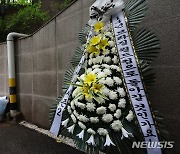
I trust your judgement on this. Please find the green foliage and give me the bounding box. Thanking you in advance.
[9,0,32,5]
[0,2,49,42]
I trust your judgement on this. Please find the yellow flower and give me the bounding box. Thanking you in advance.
[90,35,101,46]
[91,83,103,94]
[80,85,91,99]
[84,72,97,86]
[94,21,104,33]
[98,38,109,51]
[86,45,100,54]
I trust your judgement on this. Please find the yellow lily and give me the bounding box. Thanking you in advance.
[84,72,97,86]
[94,21,104,33]
[90,35,101,46]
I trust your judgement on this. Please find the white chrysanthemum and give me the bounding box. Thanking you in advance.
[80,74,85,80]
[88,59,93,65]
[126,110,134,122]
[78,121,86,130]
[78,95,84,101]
[73,110,79,118]
[70,101,75,110]
[112,56,118,64]
[108,41,115,47]
[92,65,100,69]
[97,72,106,78]
[102,64,110,69]
[106,77,114,86]
[102,114,113,123]
[87,128,96,135]
[76,102,86,109]
[105,31,113,37]
[104,56,111,63]
[67,106,72,114]
[87,68,92,73]
[96,97,105,104]
[103,69,111,76]
[111,47,116,54]
[108,104,116,112]
[114,109,122,119]
[92,58,97,64]
[118,98,126,108]
[99,78,106,84]
[111,120,123,131]
[97,128,108,136]
[97,106,107,115]
[101,87,110,96]
[103,49,110,55]
[117,87,126,97]
[113,77,122,85]
[72,87,80,98]
[78,115,89,122]
[71,114,77,123]
[90,117,99,123]
[110,65,117,70]
[96,56,103,64]
[109,91,118,100]
[86,103,96,112]
[92,68,101,74]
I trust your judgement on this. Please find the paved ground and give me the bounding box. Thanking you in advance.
[0,122,85,154]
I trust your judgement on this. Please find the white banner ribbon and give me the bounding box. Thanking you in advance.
[112,11,162,154]
[50,30,93,136]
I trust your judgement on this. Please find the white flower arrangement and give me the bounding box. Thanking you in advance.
[112,56,118,64]
[86,103,96,112]
[117,87,126,97]
[78,114,89,123]
[76,102,86,109]
[96,97,105,104]
[108,41,115,47]
[111,120,123,131]
[70,101,75,110]
[103,49,110,55]
[72,87,80,98]
[67,106,72,114]
[97,106,107,115]
[97,72,106,78]
[113,77,122,85]
[105,77,114,86]
[126,110,134,122]
[92,65,100,69]
[87,68,92,73]
[118,98,126,108]
[109,91,118,100]
[97,128,108,136]
[88,59,93,65]
[78,121,86,130]
[103,69,112,76]
[102,114,113,123]
[102,64,110,69]
[90,117,99,123]
[92,68,101,74]
[87,128,96,135]
[73,110,79,118]
[114,109,121,119]
[101,87,110,96]
[108,104,116,112]
[105,31,113,38]
[104,56,111,63]
[71,114,77,123]
[111,47,116,54]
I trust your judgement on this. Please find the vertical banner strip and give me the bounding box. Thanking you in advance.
[112,11,162,154]
[50,30,93,136]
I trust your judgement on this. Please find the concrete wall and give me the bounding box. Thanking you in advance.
[0,0,179,153]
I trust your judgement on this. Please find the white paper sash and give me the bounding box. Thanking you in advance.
[112,11,162,154]
[50,30,93,136]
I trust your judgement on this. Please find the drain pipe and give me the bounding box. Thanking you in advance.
[7,32,28,118]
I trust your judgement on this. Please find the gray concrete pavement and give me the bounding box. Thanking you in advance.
[0,123,85,154]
